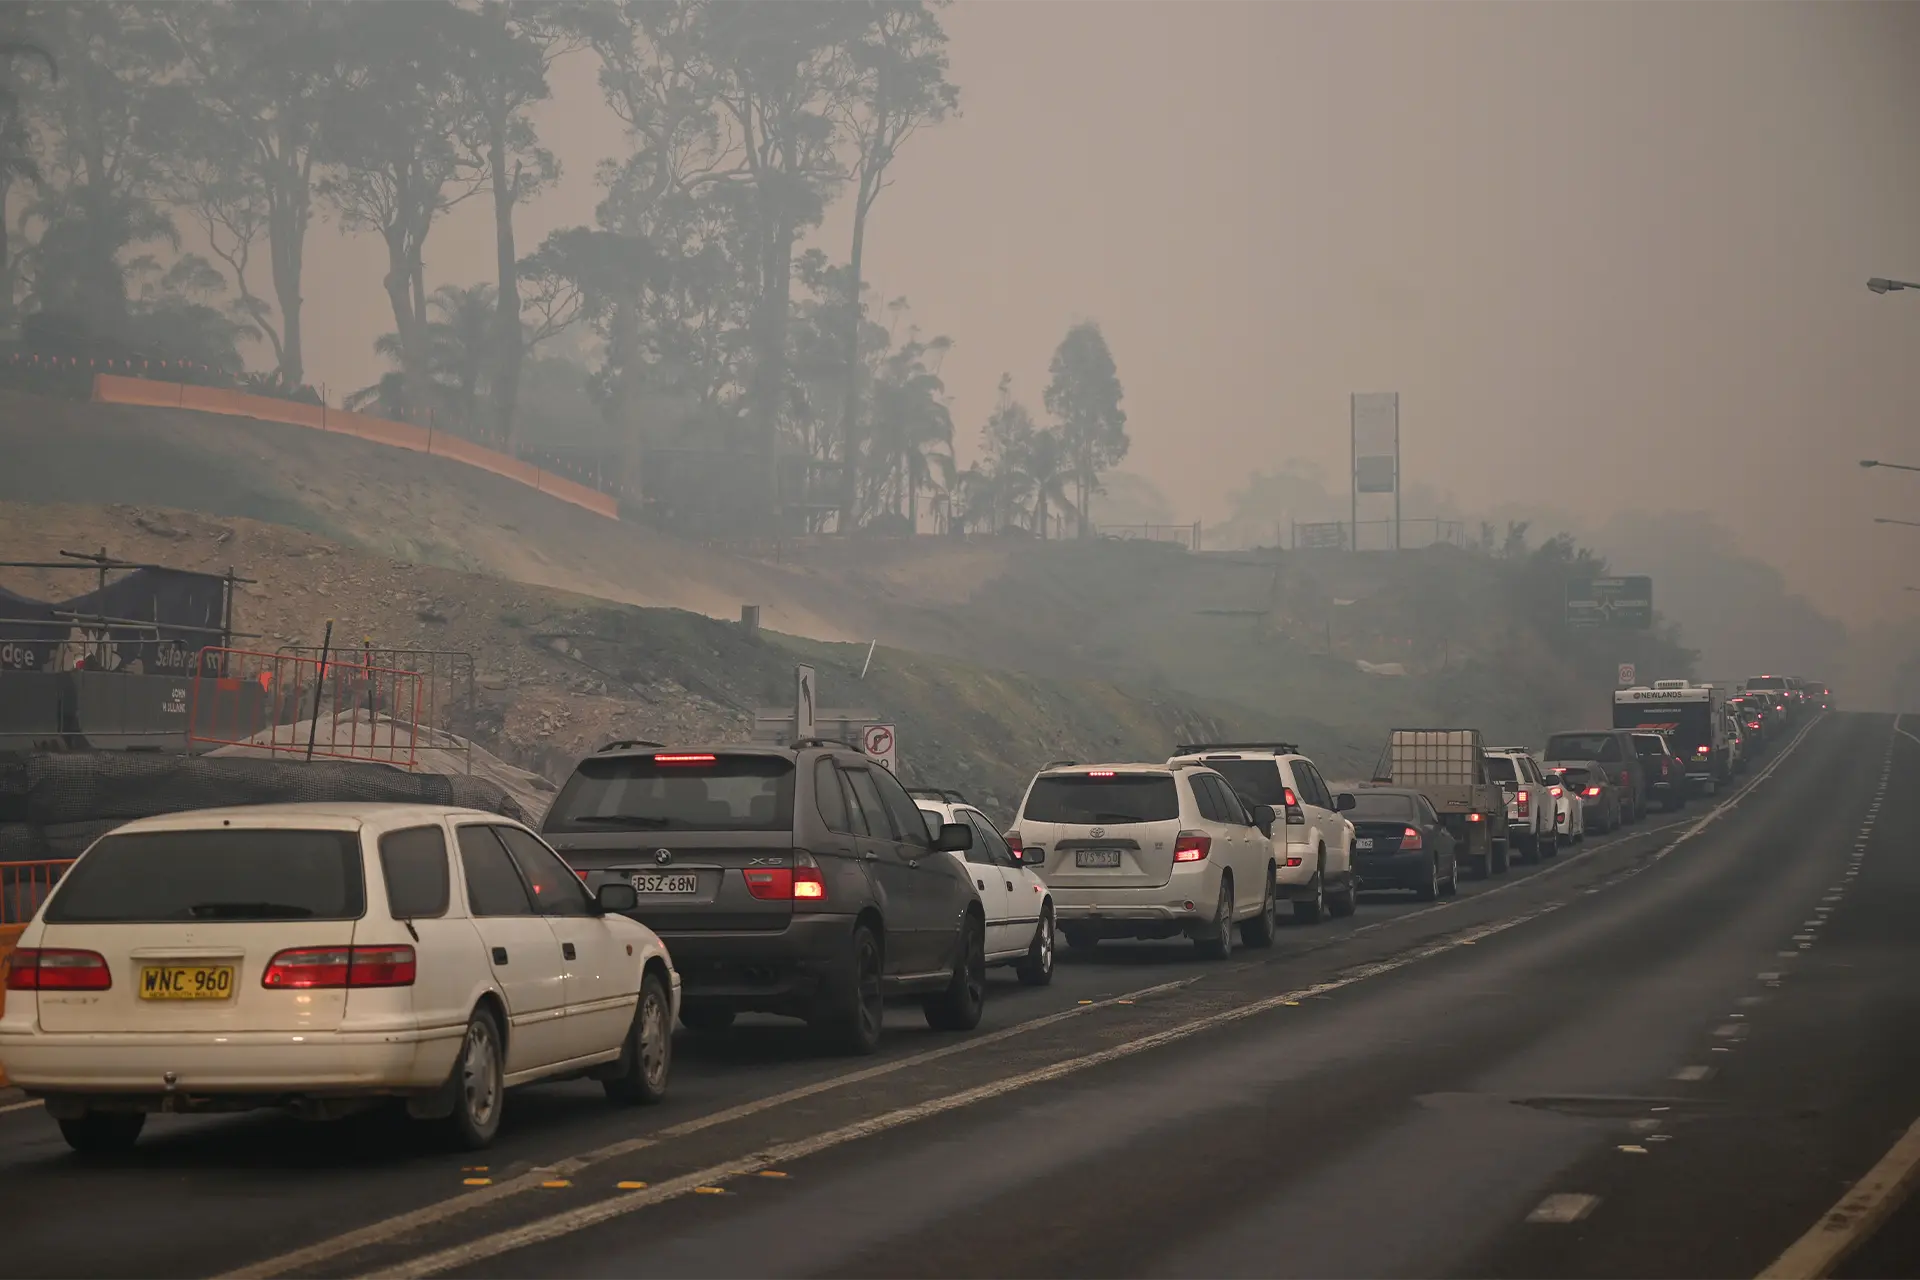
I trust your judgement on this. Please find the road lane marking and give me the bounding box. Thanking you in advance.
[357,909,1558,1280]
[1674,1065,1714,1082]
[1757,1111,1920,1279]
[1528,1193,1599,1223]
[0,1098,44,1115]
[227,973,1201,1280]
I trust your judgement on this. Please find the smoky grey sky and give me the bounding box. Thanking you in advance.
[293,1,1920,628]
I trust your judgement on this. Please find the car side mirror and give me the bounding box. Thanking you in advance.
[1252,804,1277,837]
[596,881,638,913]
[1335,792,1356,812]
[934,822,973,853]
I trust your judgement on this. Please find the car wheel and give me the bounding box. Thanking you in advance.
[439,1006,505,1150]
[58,1111,144,1156]
[1416,857,1439,902]
[678,1003,736,1034]
[1197,877,1235,959]
[817,924,886,1055]
[1017,908,1055,986]
[1240,866,1278,948]
[1293,866,1325,924]
[1489,838,1510,875]
[924,914,986,1031]
[1329,869,1357,918]
[1442,854,1460,897]
[1542,830,1558,859]
[604,971,671,1106]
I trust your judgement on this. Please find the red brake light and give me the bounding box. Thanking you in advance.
[1619,771,1631,787]
[743,853,827,902]
[1466,812,1484,823]
[1696,745,1709,754]
[1087,770,1115,778]
[1005,832,1023,856]
[1282,788,1306,824]
[1549,785,1563,798]
[652,753,716,765]
[263,945,416,989]
[1585,786,1601,797]
[1515,789,1530,815]
[6,947,111,991]
[1173,831,1212,862]
[1400,826,1424,851]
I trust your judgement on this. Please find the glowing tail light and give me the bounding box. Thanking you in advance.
[263,945,416,989]
[1173,831,1212,862]
[1399,826,1424,850]
[6,947,111,991]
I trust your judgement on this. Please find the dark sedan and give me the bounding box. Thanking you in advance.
[1351,787,1459,901]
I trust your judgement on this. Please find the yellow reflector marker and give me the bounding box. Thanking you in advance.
[616,1181,648,1190]
[462,1178,491,1186]
[694,1186,726,1195]
[541,1181,571,1189]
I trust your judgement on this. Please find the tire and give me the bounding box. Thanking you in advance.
[1016,908,1055,986]
[1514,832,1539,866]
[1441,854,1460,897]
[58,1111,144,1156]
[1239,867,1278,948]
[1415,857,1439,902]
[604,971,671,1106]
[924,915,987,1032]
[816,924,885,1055]
[1329,869,1357,918]
[1489,838,1511,875]
[1542,830,1559,859]
[1196,877,1235,959]
[439,1006,505,1150]
[1292,867,1325,924]
[678,1003,736,1034]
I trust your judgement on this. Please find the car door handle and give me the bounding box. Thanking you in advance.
[863,851,879,862]
[1004,880,1014,891]
[562,942,577,961]
[976,878,986,891]
[492,946,508,964]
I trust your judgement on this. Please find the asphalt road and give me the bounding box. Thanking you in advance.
[3,711,1917,1279]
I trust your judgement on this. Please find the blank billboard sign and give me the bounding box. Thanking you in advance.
[1352,392,1399,493]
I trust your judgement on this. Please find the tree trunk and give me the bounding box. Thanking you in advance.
[382,228,430,422]
[0,176,11,329]
[486,109,522,451]
[752,210,796,526]
[266,117,311,385]
[837,166,879,534]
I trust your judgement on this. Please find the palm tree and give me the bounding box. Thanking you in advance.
[1017,428,1076,540]
[366,283,499,430]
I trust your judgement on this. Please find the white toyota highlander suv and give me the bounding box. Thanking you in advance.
[1007,762,1281,959]
[1165,743,1357,924]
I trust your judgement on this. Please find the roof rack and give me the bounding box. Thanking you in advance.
[908,787,968,804]
[1173,742,1300,756]
[596,739,665,753]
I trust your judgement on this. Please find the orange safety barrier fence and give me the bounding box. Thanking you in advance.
[91,374,620,522]
[189,645,426,769]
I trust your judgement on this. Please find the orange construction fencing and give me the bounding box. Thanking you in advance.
[188,646,426,770]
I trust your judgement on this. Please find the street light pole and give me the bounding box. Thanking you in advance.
[1861,460,1920,472]
[1873,517,1920,528]
[1868,278,1920,294]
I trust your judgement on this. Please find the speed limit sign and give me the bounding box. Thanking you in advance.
[861,723,897,772]
[1618,663,1635,687]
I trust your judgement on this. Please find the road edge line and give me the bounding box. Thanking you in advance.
[1757,1111,1920,1279]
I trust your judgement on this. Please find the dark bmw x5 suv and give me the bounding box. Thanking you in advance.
[542,742,985,1055]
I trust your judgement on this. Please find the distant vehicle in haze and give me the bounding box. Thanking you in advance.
[1371,729,1511,878]
[1744,675,1800,720]
[1485,747,1559,862]
[1544,729,1651,823]
[1630,732,1690,811]
[1614,681,1729,794]
[1547,771,1584,844]
[1550,760,1622,833]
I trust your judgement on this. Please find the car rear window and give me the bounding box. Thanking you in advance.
[1023,774,1179,825]
[1632,735,1666,756]
[45,829,365,923]
[1546,733,1620,762]
[1201,760,1288,806]
[545,754,795,833]
[1350,793,1418,820]
[1484,757,1518,782]
[1558,766,1591,787]
[1746,677,1786,690]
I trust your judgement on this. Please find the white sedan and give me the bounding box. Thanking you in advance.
[1548,775,1586,845]
[0,803,678,1153]
[913,791,1054,985]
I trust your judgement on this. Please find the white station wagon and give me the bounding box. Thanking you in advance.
[0,804,678,1153]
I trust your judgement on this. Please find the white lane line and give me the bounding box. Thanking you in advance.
[0,1098,43,1115]
[228,973,1200,1280]
[1674,1065,1714,1082]
[1714,1024,1748,1039]
[357,909,1559,1280]
[1528,1193,1600,1223]
[1758,1111,1920,1279]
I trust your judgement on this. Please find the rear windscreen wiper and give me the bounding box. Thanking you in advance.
[568,814,674,828]
[186,902,317,919]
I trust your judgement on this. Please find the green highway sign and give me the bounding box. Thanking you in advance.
[1566,576,1653,630]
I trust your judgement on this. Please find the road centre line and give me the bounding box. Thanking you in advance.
[359,908,1560,1280]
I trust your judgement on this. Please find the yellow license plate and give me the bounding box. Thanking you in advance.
[140,965,236,1001]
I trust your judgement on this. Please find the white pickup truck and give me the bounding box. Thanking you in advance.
[1484,747,1559,863]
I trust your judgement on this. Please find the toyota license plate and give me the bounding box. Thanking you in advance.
[630,873,699,894]
[1355,838,1374,850]
[140,964,235,1001]
[1075,848,1123,868]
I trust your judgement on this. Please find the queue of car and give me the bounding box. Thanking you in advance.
[0,673,1823,1154]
